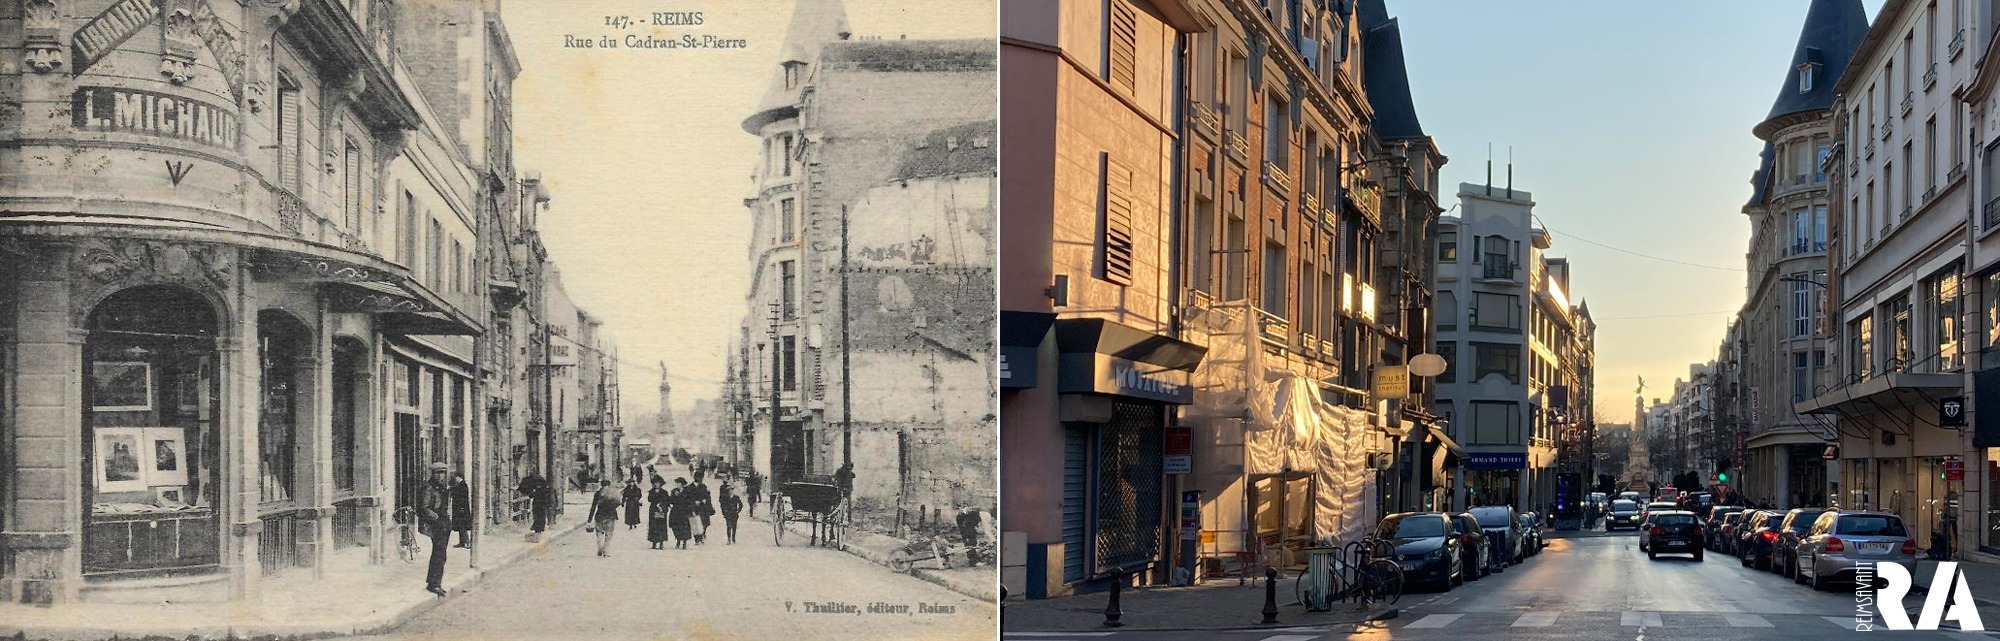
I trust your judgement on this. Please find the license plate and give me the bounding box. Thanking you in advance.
[1665,539,1685,546]
[1860,541,1891,552]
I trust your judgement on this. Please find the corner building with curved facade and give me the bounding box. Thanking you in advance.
[0,0,502,604]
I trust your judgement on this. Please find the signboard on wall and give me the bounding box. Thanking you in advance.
[1945,459,1965,481]
[73,87,240,149]
[1372,365,1409,399]
[1164,427,1192,475]
[1465,452,1528,469]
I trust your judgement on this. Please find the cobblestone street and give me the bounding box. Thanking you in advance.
[344,517,996,641]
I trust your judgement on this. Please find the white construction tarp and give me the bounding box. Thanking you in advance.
[1184,301,1375,547]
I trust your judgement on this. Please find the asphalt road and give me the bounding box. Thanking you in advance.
[1002,528,2000,641]
[341,518,996,641]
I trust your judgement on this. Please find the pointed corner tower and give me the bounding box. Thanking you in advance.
[742,0,852,135]
[1754,0,1868,141]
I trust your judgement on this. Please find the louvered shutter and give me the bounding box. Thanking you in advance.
[1102,157,1135,286]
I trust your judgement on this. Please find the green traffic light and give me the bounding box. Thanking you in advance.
[1718,472,1729,482]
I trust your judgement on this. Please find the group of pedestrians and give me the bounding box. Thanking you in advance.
[586,464,748,556]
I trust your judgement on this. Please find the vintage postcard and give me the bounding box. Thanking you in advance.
[0,0,996,640]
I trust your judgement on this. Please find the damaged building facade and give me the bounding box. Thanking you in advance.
[729,0,997,537]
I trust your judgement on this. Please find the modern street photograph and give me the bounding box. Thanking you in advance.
[0,1,997,640]
[999,1,2000,640]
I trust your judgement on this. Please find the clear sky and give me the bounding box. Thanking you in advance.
[501,0,996,420]
[1390,0,1886,423]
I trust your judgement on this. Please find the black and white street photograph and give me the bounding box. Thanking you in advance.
[0,1,996,639]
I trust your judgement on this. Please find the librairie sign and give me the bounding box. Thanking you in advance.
[74,87,239,149]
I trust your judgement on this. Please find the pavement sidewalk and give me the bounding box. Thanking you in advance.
[998,580,1391,632]
[1928,556,2000,608]
[0,492,594,641]
[748,510,997,602]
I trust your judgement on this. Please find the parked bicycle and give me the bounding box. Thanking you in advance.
[1290,535,1403,608]
[394,506,422,563]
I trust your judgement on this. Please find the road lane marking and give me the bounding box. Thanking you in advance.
[1405,614,1463,628]
[1512,612,1559,627]
[1254,636,1319,641]
[1822,616,1862,630]
[1723,613,1773,627]
[1621,611,1663,627]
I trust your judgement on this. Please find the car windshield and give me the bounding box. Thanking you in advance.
[1610,500,1637,512]
[1383,515,1446,539]
[1723,513,1743,524]
[1470,509,1512,527]
[1835,515,1908,537]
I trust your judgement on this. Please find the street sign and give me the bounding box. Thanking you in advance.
[1945,459,1965,481]
[1180,491,1201,540]
[1164,427,1192,475]
[1372,365,1410,399]
[1750,387,1760,426]
[1941,397,1967,427]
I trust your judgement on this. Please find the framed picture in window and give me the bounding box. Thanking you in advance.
[91,361,153,412]
[94,427,149,493]
[145,427,188,487]
[153,486,186,506]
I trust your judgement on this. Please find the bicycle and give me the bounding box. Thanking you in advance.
[394,506,422,563]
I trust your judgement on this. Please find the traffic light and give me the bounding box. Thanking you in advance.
[1717,470,1730,483]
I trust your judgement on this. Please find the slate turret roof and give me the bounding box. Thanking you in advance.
[1358,0,1425,140]
[1764,0,1868,125]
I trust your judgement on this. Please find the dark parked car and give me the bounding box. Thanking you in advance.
[1449,513,1490,580]
[1517,512,1544,556]
[1772,508,1828,579]
[1737,510,1783,569]
[1717,511,1748,555]
[1605,499,1643,531]
[1705,506,1745,550]
[1377,512,1463,589]
[1469,506,1523,564]
[1646,510,1704,560]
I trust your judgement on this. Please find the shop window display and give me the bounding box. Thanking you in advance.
[83,286,221,577]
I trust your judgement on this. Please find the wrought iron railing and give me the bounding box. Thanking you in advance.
[1481,260,1516,280]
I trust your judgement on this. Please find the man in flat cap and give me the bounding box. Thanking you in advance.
[419,461,453,596]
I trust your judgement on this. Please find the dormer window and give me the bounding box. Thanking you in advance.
[783,60,807,90]
[1799,62,1819,94]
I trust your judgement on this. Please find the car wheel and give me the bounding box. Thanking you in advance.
[1694,549,1703,562]
[1793,559,1809,584]
[1649,549,1658,560]
[1809,566,1828,591]
[1739,551,1751,567]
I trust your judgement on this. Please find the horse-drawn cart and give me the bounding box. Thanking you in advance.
[770,481,845,548]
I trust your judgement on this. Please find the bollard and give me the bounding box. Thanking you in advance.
[1260,566,1280,625]
[1103,572,1124,627]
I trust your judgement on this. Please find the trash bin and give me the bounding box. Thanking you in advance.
[1304,547,1339,612]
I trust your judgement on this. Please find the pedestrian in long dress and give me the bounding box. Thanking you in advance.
[517,471,551,535]
[692,479,714,545]
[450,473,474,548]
[587,479,620,557]
[746,472,762,517]
[668,478,695,549]
[622,479,643,530]
[646,478,671,550]
[719,483,743,544]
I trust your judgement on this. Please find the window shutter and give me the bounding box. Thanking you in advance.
[1108,1,1138,95]
[345,140,363,232]
[278,86,301,191]
[1103,157,1136,286]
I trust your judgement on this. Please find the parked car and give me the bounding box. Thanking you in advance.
[1643,501,1678,520]
[1377,512,1463,589]
[1605,499,1643,531]
[1618,491,1645,503]
[1449,513,1490,580]
[1517,512,1544,556]
[1794,510,1916,591]
[1682,492,1714,514]
[1469,506,1523,564]
[1717,511,1748,555]
[1645,510,1704,560]
[1705,506,1745,550]
[1737,510,1783,569]
[1772,507,1828,578]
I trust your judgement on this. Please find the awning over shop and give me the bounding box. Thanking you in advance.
[1428,424,1467,460]
[1794,371,1960,416]
[1000,310,1056,389]
[1054,318,1207,404]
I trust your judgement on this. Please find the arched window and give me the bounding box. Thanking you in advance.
[83,285,221,576]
